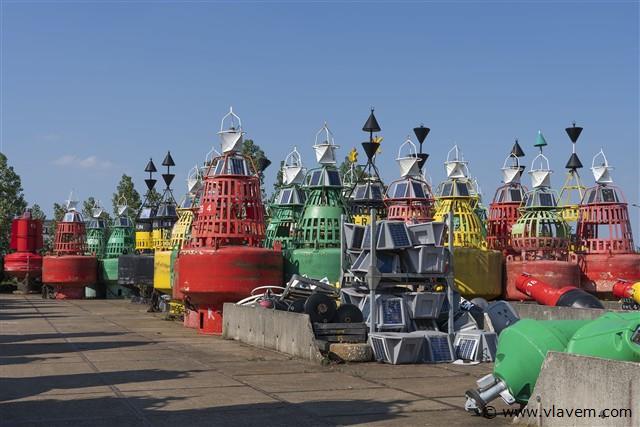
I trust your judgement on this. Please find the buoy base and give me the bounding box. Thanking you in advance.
[55,286,85,299]
[196,305,223,335]
[183,308,199,329]
[106,284,133,299]
[578,253,640,295]
[505,259,580,300]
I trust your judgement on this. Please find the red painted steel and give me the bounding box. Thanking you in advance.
[42,210,97,299]
[487,184,522,254]
[575,184,640,294]
[4,212,43,280]
[505,258,580,300]
[612,279,640,304]
[178,148,283,335]
[177,246,282,334]
[577,253,640,294]
[515,273,576,306]
[385,177,433,223]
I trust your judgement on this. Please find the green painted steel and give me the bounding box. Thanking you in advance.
[104,215,135,298]
[288,247,342,284]
[86,219,108,259]
[264,190,305,251]
[288,164,351,282]
[494,319,588,404]
[494,312,640,405]
[566,311,640,362]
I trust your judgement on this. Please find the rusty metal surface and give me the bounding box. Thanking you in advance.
[42,255,97,287]
[505,259,580,300]
[578,253,640,294]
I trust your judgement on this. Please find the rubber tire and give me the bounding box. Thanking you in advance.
[288,299,306,313]
[304,293,337,323]
[335,304,364,323]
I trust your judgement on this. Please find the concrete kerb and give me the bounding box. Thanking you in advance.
[222,303,324,363]
[517,352,640,427]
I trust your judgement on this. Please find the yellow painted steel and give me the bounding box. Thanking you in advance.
[451,247,503,299]
[153,250,172,294]
[135,231,153,252]
[152,228,173,251]
[170,209,194,248]
[433,198,485,249]
[352,212,383,226]
[631,282,640,305]
[558,170,585,223]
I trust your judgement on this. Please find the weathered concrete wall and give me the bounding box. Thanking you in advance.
[513,303,617,321]
[222,303,323,363]
[518,352,640,427]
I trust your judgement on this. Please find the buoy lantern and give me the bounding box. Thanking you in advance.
[345,109,387,225]
[385,136,433,224]
[42,193,97,299]
[486,142,526,255]
[176,108,283,334]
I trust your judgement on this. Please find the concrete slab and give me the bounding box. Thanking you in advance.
[0,294,509,426]
[275,387,450,416]
[240,371,381,393]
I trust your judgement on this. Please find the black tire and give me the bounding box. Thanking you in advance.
[335,304,364,323]
[288,299,306,313]
[304,293,337,323]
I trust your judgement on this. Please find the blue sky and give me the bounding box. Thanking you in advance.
[1,1,638,233]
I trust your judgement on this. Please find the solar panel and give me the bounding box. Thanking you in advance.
[601,188,616,203]
[280,189,292,204]
[362,226,371,249]
[380,298,404,326]
[139,207,153,219]
[441,182,453,197]
[430,336,454,362]
[387,222,411,247]
[394,183,408,198]
[510,189,523,202]
[355,185,367,200]
[370,336,388,362]
[371,185,383,200]
[539,193,554,207]
[412,182,426,198]
[327,170,341,186]
[310,170,322,186]
[213,160,224,175]
[456,182,470,196]
[455,337,478,361]
[230,158,245,175]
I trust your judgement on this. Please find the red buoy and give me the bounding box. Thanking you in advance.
[385,138,434,223]
[505,134,581,300]
[515,273,603,309]
[574,150,640,294]
[42,194,97,299]
[176,108,282,334]
[612,279,640,305]
[4,210,43,293]
[487,148,526,255]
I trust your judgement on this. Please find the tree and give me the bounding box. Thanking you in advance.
[112,174,141,216]
[144,187,162,207]
[82,196,97,219]
[30,204,46,221]
[0,153,27,254]
[241,139,271,198]
[42,202,66,254]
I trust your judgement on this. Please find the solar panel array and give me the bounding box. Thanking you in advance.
[455,337,478,361]
[387,222,411,247]
[430,336,454,362]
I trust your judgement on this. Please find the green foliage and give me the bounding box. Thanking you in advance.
[52,203,65,222]
[144,187,162,207]
[82,196,97,219]
[112,174,141,215]
[242,139,271,199]
[30,204,46,221]
[0,153,27,254]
